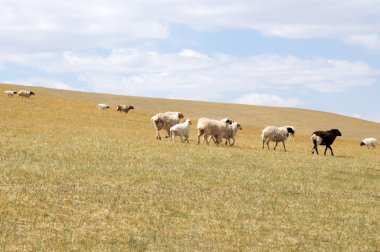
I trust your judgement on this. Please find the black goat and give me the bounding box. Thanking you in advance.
[311,129,342,156]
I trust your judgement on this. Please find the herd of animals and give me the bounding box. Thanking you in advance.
[4,89,379,155]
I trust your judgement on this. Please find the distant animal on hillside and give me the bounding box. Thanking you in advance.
[360,138,377,149]
[18,90,35,98]
[98,103,110,110]
[262,126,295,151]
[311,129,342,156]
[151,112,184,140]
[4,90,17,97]
[116,105,134,114]
[170,119,192,143]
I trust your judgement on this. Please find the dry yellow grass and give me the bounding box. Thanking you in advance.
[0,83,379,251]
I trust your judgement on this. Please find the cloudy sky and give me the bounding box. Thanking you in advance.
[1,0,380,122]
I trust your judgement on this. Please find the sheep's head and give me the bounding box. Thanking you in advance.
[331,129,342,137]
[178,112,184,119]
[221,118,233,125]
[237,123,242,130]
[286,127,295,136]
[129,106,135,109]
[13,91,17,94]
[360,141,365,146]
[186,119,192,125]
[30,91,35,96]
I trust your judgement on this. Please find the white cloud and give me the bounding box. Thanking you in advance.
[1,49,377,100]
[346,34,380,52]
[1,0,380,51]
[234,93,300,107]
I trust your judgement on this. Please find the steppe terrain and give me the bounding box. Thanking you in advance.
[1,83,379,251]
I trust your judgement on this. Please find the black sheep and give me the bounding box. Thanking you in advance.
[311,129,342,156]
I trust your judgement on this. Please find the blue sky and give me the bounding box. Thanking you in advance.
[1,0,380,122]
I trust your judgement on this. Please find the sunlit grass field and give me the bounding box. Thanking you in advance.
[1,83,379,251]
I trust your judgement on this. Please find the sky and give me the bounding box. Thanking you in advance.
[1,0,380,122]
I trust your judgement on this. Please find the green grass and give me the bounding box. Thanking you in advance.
[0,83,379,251]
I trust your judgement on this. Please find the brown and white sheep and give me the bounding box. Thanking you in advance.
[117,105,134,114]
[18,90,35,98]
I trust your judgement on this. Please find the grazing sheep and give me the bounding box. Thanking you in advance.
[4,90,17,97]
[262,126,295,152]
[196,118,230,146]
[360,138,377,149]
[98,103,110,110]
[311,129,342,156]
[151,112,184,140]
[18,90,35,98]
[117,105,134,114]
[170,119,192,143]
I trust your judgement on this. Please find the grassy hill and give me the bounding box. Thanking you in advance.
[1,83,379,251]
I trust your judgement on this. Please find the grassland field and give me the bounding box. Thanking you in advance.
[0,83,379,251]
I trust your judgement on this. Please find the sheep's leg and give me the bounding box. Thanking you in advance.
[324,146,328,155]
[171,132,175,142]
[274,141,278,150]
[328,146,334,156]
[210,136,217,143]
[185,135,189,143]
[230,138,235,146]
[204,134,210,145]
[165,129,170,138]
[215,136,221,146]
[179,134,183,143]
[262,140,265,149]
[197,130,202,144]
[266,141,270,150]
[282,141,287,152]
[156,129,161,140]
[312,145,319,154]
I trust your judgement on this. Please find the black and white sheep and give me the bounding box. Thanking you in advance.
[261,126,295,152]
[117,105,134,114]
[360,138,377,149]
[311,129,342,156]
[170,119,192,143]
[4,90,17,97]
[18,90,35,98]
[151,112,184,140]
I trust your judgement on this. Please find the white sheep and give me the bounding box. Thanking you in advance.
[151,112,184,140]
[4,90,17,97]
[209,118,233,144]
[360,138,377,149]
[98,103,110,110]
[18,90,35,98]
[262,126,295,152]
[223,122,243,146]
[197,118,229,146]
[170,119,192,143]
